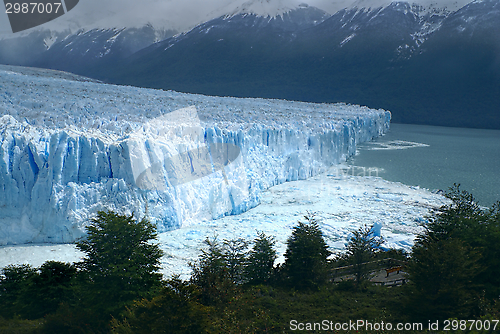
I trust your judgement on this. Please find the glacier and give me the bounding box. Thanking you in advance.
[0,166,451,279]
[0,64,390,246]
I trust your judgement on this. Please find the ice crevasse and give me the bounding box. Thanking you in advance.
[0,65,391,245]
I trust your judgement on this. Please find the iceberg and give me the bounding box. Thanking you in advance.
[0,65,390,245]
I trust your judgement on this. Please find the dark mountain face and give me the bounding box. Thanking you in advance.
[391,0,500,128]
[0,25,176,77]
[103,6,332,90]
[0,1,498,129]
[104,2,499,129]
[0,30,67,65]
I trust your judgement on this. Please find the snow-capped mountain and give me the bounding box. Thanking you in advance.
[157,3,330,51]
[32,25,176,77]
[0,25,176,77]
[138,3,330,56]
[347,0,470,12]
[0,30,67,66]
[225,0,304,17]
[102,0,499,129]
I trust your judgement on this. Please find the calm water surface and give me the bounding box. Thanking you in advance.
[348,123,500,207]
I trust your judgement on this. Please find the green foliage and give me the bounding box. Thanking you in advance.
[76,210,163,316]
[246,231,277,285]
[283,214,331,289]
[0,261,77,320]
[222,238,249,285]
[0,265,36,319]
[40,211,164,333]
[40,305,110,334]
[408,239,483,322]
[0,316,44,334]
[190,236,234,306]
[77,211,163,314]
[111,277,212,334]
[22,261,77,319]
[343,225,384,285]
[210,284,408,334]
[1,192,498,332]
[407,185,500,322]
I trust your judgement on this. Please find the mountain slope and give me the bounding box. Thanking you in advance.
[0,25,176,77]
[99,4,330,87]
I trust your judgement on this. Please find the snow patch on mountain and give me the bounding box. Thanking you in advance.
[42,32,59,50]
[349,0,470,13]
[340,33,356,46]
[224,0,304,18]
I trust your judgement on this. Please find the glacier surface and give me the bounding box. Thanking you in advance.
[0,65,390,245]
[0,166,450,279]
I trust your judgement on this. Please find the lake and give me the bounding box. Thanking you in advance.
[348,123,500,208]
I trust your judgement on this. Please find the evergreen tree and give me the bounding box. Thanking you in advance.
[407,185,500,322]
[76,211,163,316]
[246,231,277,285]
[222,238,248,285]
[284,214,331,289]
[344,225,384,285]
[190,236,233,306]
[0,264,36,318]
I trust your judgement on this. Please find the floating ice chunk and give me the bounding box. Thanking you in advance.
[372,222,382,237]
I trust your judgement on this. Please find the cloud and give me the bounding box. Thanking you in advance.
[46,0,244,31]
[0,0,338,34]
[0,0,471,36]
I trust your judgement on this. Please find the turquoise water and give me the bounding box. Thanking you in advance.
[348,123,500,208]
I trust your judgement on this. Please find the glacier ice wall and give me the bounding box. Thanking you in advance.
[0,65,390,245]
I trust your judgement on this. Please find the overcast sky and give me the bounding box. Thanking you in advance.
[0,0,470,36]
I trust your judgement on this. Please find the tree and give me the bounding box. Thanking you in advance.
[246,231,277,285]
[111,277,211,334]
[22,261,77,319]
[408,239,482,322]
[222,238,249,285]
[76,211,163,316]
[406,185,500,322]
[190,236,233,306]
[415,185,500,298]
[0,261,77,320]
[284,214,331,289]
[343,225,384,285]
[0,264,36,318]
